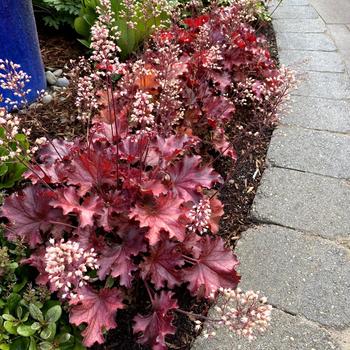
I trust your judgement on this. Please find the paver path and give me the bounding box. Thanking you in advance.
[193,1,350,349]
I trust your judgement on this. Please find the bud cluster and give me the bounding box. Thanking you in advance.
[188,198,212,234]
[196,288,272,341]
[45,239,99,301]
[0,59,31,107]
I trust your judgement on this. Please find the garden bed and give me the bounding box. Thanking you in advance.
[17,15,278,350]
[0,2,293,350]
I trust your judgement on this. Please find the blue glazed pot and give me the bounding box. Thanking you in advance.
[0,0,46,108]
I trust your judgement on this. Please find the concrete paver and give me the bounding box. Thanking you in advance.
[252,167,350,240]
[292,71,350,99]
[279,50,345,72]
[267,125,350,178]
[235,225,350,327]
[273,18,326,33]
[276,32,336,51]
[281,96,350,132]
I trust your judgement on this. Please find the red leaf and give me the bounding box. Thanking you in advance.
[183,236,240,298]
[2,186,66,248]
[167,156,222,201]
[183,15,209,29]
[140,238,184,289]
[212,128,237,160]
[38,139,74,164]
[21,247,49,285]
[97,227,147,287]
[147,135,198,167]
[65,146,117,196]
[130,195,187,245]
[208,197,224,234]
[50,187,104,228]
[69,287,124,347]
[202,95,235,123]
[134,291,178,349]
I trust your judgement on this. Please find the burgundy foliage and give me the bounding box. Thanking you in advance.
[2,116,239,347]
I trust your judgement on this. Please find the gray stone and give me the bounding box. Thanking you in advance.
[282,96,350,132]
[45,71,57,85]
[270,0,310,6]
[273,6,319,19]
[293,71,350,99]
[327,24,350,51]
[309,0,350,24]
[251,167,350,240]
[53,69,63,77]
[56,77,69,88]
[273,18,326,33]
[267,125,350,178]
[42,94,53,104]
[193,308,339,350]
[276,32,336,51]
[235,225,350,328]
[279,50,345,72]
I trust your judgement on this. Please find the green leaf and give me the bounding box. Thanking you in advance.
[40,323,56,340]
[38,342,53,350]
[29,337,37,350]
[13,277,28,293]
[3,321,17,335]
[6,294,21,314]
[29,304,44,322]
[57,333,71,344]
[77,38,91,48]
[10,338,29,350]
[45,305,61,323]
[16,306,23,320]
[31,322,42,331]
[0,164,8,177]
[1,314,16,321]
[17,324,37,337]
[0,344,10,350]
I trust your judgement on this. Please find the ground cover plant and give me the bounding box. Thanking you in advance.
[0,0,295,349]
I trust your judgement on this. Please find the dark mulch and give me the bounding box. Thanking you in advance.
[18,16,278,350]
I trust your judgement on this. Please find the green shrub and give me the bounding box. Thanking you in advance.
[74,0,173,59]
[0,127,29,190]
[0,231,85,350]
[33,0,82,29]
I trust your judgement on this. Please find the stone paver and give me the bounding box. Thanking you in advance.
[273,18,326,33]
[309,0,350,23]
[276,32,336,51]
[271,0,309,6]
[235,225,350,327]
[282,96,350,132]
[327,24,350,51]
[193,308,339,350]
[267,125,350,178]
[273,5,319,19]
[293,71,350,99]
[252,167,350,240]
[279,50,345,72]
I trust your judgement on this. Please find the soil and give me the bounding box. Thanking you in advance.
[18,17,278,350]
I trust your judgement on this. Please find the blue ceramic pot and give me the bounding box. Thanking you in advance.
[0,0,46,108]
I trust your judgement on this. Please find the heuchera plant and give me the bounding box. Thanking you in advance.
[2,118,240,348]
[98,2,294,161]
